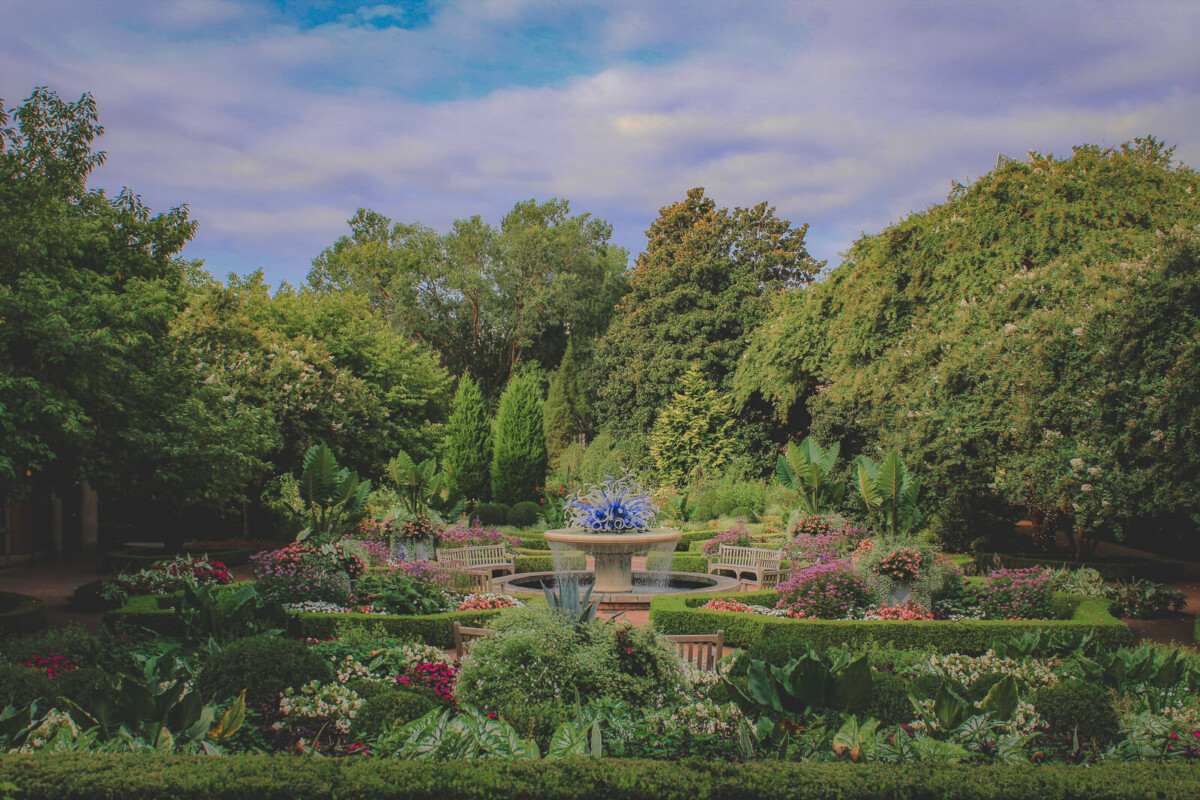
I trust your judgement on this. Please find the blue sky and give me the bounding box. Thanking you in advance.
[3,0,1200,285]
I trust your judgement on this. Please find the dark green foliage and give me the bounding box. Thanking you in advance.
[444,376,492,504]
[738,139,1200,550]
[0,663,53,708]
[496,698,572,751]
[5,755,1200,799]
[194,636,332,705]
[490,370,548,504]
[650,592,1131,651]
[514,553,586,573]
[290,608,507,648]
[975,553,1187,583]
[350,688,437,738]
[690,504,715,522]
[473,502,509,526]
[1034,681,1119,749]
[0,592,47,636]
[507,501,542,527]
[543,338,591,463]
[54,666,107,706]
[674,530,720,552]
[728,506,758,522]
[865,672,914,727]
[595,187,821,437]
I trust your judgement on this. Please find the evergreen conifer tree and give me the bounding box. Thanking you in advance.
[543,339,591,463]
[491,370,548,503]
[444,376,492,504]
[649,368,736,486]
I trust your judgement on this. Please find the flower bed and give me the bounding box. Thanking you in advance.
[649,589,1131,652]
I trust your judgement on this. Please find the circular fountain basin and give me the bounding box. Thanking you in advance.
[544,527,682,593]
[494,570,741,611]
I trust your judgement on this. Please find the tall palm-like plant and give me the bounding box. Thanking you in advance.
[854,451,921,538]
[386,449,460,519]
[296,444,370,545]
[776,437,845,515]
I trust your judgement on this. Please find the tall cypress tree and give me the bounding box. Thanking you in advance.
[543,338,591,463]
[444,376,492,504]
[491,370,548,503]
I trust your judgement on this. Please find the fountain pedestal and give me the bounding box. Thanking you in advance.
[543,528,681,593]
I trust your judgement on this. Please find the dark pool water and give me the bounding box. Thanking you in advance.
[505,571,719,594]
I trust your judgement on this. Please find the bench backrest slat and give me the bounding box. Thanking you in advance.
[713,545,782,569]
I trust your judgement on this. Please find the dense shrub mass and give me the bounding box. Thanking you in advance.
[195,636,334,705]
[738,139,1200,552]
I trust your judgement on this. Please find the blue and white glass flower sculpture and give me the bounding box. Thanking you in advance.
[566,471,658,532]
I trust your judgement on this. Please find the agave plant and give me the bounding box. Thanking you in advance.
[542,575,600,628]
[295,444,370,546]
[776,437,845,515]
[854,451,921,538]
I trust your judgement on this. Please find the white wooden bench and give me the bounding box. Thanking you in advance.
[668,630,725,672]
[707,545,788,587]
[436,544,517,577]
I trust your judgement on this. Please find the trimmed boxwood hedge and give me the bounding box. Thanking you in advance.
[1,755,1199,799]
[0,591,48,636]
[675,530,719,552]
[975,552,1186,582]
[515,553,586,573]
[104,586,547,648]
[650,590,1131,652]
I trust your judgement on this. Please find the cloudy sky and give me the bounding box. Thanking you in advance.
[3,0,1199,285]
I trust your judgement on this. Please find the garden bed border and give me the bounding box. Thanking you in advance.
[649,589,1131,652]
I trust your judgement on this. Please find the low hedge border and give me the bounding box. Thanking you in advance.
[976,552,1187,582]
[515,553,586,573]
[650,590,1131,652]
[104,586,540,648]
[0,591,48,636]
[1,755,1199,799]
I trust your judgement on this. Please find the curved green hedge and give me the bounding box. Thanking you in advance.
[1,755,1199,799]
[515,553,585,573]
[650,590,1131,653]
[975,552,1186,582]
[0,591,47,636]
[290,608,506,647]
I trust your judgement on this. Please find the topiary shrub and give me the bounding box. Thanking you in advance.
[1034,680,1119,750]
[690,505,715,523]
[195,636,333,706]
[713,497,737,517]
[0,663,54,708]
[727,506,759,523]
[474,503,510,527]
[865,672,914,727]
[350,688,437,738]
[507,501,542,527]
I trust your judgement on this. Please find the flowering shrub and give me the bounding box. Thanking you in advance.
[787,513,838,538]
[457,593,523,612]
[785,531,852,565]
[871,546,926,582]
[279,680,363,734]
[698,521,752,556]
[774,560,873,619]
[394,514,442,542]
[567,470,658,531]
[914,650,1062,693]
[252,542,366,581]
[20,653,76,679]
[285,600,385,615]
[980,567,1056,620]
[111,554,233,598]
[387,642,452,670]
[398,662,457,703]
[863,601,935,620]
[437,521,520,550]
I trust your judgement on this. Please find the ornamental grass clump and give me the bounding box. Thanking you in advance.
[774,560,873,619]
[980,567,1057,620]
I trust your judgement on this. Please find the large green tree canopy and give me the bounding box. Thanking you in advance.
[594,187,822,438]
[737,139,1200,547]
[0,88,270,509]
[307,199,628,397]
